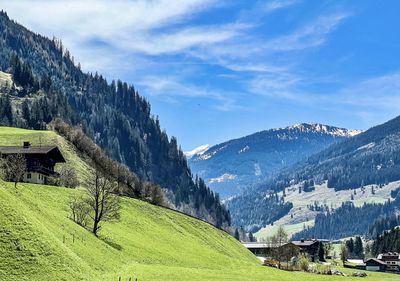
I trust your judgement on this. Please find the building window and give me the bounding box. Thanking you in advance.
[27,173,31,179]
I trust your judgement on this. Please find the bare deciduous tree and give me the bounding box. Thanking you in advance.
[271,226,289,268]
[68,194,90,226]
[85,167,121,236]
[59,165,80,188]
[4,154,27,188]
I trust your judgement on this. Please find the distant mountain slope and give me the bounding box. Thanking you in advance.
[257,115,400,193]
[0,11,229,227]
[188,123,360,198]
[228,115,400,235]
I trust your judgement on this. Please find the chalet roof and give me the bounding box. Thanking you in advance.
[241,242,280,249]
[365,258,387,266]
[0,145,66,162]
[291,240,319,247]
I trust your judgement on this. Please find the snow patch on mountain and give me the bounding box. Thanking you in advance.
[254,163,262,176]
[209,173,237,184]
[281,123,362,137]
[238,146,250,154]
[357,142,376,151]
[199,145,227,160]
[184,144,210,159]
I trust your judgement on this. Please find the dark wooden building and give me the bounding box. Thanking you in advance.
[290,239,320,262]
[365,258,387,272]
[241,242,280,256]
[0,142,66,184]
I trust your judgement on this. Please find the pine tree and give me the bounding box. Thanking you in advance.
[354,236,363,258]
[234,228,240,241]
[318,242,325,262]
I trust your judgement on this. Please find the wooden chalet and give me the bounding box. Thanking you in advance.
[290,239,320,262]
[241,242,280,256]
[0,141,66,184]
[377,253,400,272]
[365,258,387,272]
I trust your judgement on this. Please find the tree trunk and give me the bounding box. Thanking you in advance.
[93,220,99,236]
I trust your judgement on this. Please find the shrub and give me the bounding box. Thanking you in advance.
[298,255,310,272]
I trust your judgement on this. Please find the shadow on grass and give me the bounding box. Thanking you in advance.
[99,236,123,251]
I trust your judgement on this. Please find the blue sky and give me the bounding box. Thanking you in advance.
[2,0,400,150]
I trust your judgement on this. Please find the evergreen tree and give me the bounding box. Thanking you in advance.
[354,236,364,258]
[234,228,240,241]
[318,242,325,262]
[346,238,354,256]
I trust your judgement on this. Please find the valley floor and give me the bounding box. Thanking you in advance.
[0,182,398,281]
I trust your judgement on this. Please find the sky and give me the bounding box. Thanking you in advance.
[2,0,400,150]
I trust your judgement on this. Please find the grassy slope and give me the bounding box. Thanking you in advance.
[0,127,397,281]
[256,181,399,240]
[0,71,12,86]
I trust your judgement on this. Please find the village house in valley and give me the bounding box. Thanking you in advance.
[377,253,400,272]
[242,239,321,262]
[0,142,65,184]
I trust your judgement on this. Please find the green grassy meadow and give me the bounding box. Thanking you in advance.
[0,127,398,281]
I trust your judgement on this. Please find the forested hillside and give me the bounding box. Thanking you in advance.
[228,115,400,232]
[188,123,358,198]
[0,11,229,227]
[371,227,400,256]
[257,115,400,193]
[292,197,400,240]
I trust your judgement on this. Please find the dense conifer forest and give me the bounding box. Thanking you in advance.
[371,227,400,255]
[0,11,230,227]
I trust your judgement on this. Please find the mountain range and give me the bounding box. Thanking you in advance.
[227,115,400,237]
[187,123,360,198]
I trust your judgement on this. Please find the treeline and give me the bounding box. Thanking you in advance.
[50,119,165,206]
[226,192,293,232]
[292,197,400,240]
[368,214,400,240]
[371,227,400,256]
[0,11,230,227]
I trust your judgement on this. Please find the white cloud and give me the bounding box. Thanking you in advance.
[338,73,400,109]
[264,12,351,51]
[137,75,243,111]
[1,0,229,69]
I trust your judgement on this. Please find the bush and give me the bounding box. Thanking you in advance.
[298,255,310,272]
[68,195,90,226]
[58,165,80,188]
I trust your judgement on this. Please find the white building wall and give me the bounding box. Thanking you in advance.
[23,172,47,184]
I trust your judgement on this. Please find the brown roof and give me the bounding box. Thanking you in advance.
[241,242,280,249]
[0,146,66,162]
[291,240,319,247]
[365,258,387,266]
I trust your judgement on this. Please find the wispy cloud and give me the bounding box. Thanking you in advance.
[338,73,400,109]
[137,75,243,111]
[264,12,351,51]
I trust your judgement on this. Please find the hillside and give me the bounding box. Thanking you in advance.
[228,115,400,237]
[0,11,229,227]
[188,123,359,198]
[0,127,382,281]
[0,129,396,281]
[3,183,398,281]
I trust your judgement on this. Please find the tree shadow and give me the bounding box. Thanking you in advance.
[99,236,123,251]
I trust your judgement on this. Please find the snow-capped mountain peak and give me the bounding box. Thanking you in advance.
[285,123,362,137]
[184,144,210,159]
